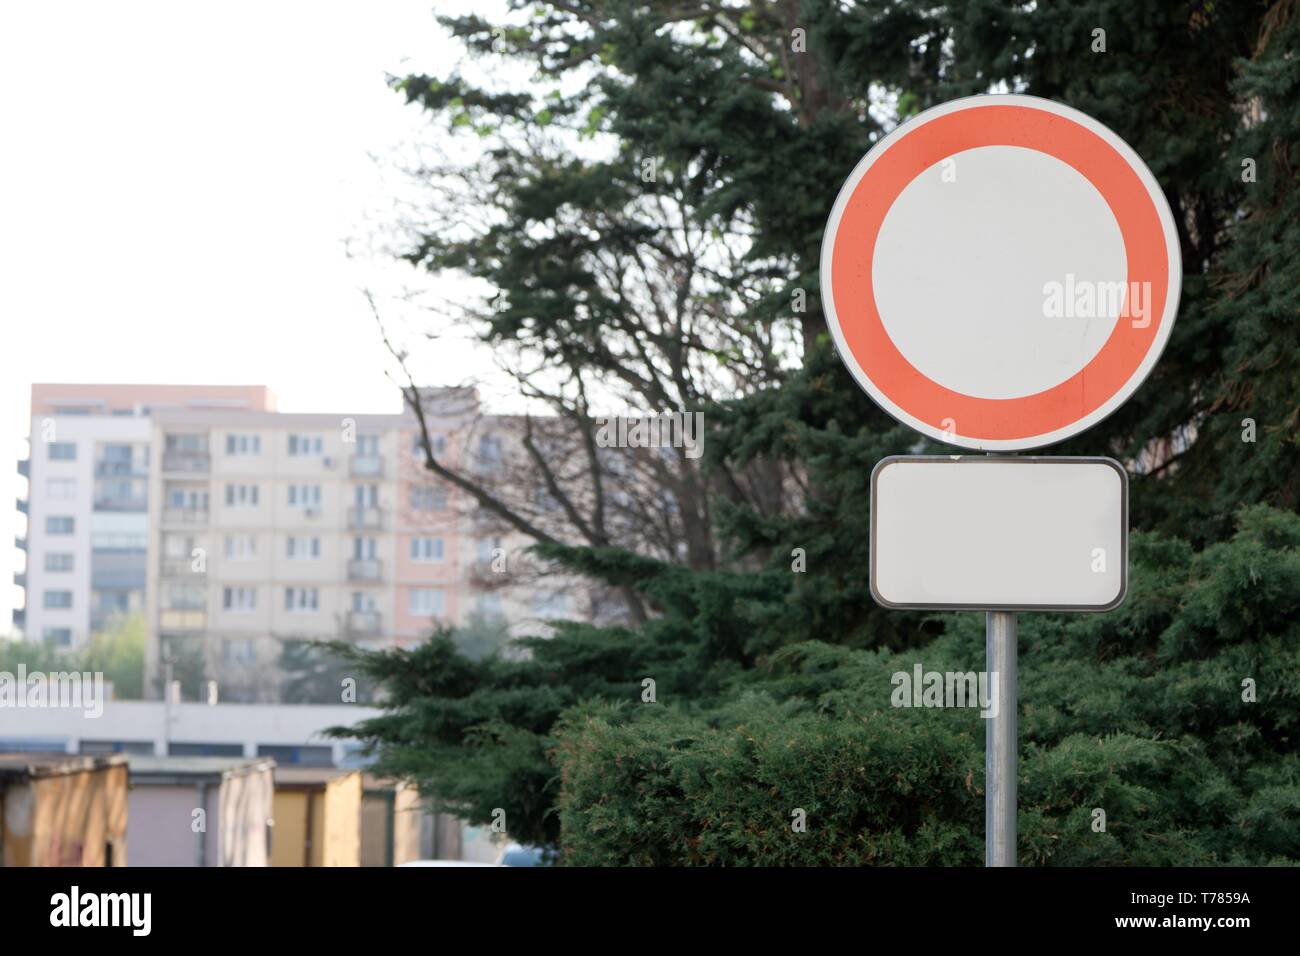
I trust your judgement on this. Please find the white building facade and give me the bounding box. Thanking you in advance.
[15,385,275,648]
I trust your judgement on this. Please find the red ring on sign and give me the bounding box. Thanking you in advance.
[830,104,1168,441]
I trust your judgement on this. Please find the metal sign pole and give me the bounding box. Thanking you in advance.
[985,610,1018,866]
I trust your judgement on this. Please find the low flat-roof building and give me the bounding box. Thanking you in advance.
[271,766,362,867]
[360,775,427,867]
[0,752,128,866]
[127,755,275,866]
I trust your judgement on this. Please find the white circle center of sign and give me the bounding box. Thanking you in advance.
[872,145,1127,400]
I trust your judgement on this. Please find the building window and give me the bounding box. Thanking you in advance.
[286,536,321,560]
[476,537,503,562]
[223,639,256,664]
[79,739,155,755]
[224,535,256,559]
[165,434,208,453]
[409,588,445,616]
[476,593,504,619]
[164,535,197,559]
[477,435,503,471]
[44,553,74,572]
[409,486,447,512]
[168,742,243,757]
[43,590,73,609]
[226,434,261,455]
[94,529,147,550]
[163,583,204,610]
[96,478,141,508]
[98,443,135,470]
[287,484,321,508]
[46,477,77,500]
[410,537,444,561]
[48,442,77,461]
[222,587,257,612]
[284,587,319,612]
[167,488,208,510]
[287,434,324,456]
[224,483,259,507]
[46,516,75,535]
[43,627,73,647]
[411,433,447,456]
[356,434,380,457]
[256,744,333,767]
[94,591,131,615]
[533,591,570,619]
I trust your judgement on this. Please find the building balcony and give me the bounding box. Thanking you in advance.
[13,571,25,588]
[16,497,27,514]
[350,455,384,477]
[161,557,203,577]
[347,506,384,530]
[161,508,209,526]
[161,452,210,474]
[347,558,383,582]
[94,460,147,478]
[17,459,29,478]
[158,608,207,631]
[90,605,134,633]
[346,610,381,637]
[13,608,24,629]
[94,495,148,513]
[92,566,145,591]
[15,535,26,551]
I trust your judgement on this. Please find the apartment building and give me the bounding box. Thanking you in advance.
[148,409,404,699]
[16,383,596,701]
[14,384,277,647]
[143,387,567,700]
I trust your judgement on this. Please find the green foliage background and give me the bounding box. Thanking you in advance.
[335,1,1300,865]
[1,613,146,700]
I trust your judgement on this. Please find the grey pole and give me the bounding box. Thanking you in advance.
[985,610,1018,866]
[162,655,174,757]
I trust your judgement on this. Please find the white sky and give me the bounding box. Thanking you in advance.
[0,0,514,629]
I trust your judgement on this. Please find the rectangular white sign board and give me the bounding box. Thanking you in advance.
[870,456,1127,611]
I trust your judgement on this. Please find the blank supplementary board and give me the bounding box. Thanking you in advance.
[870,456,1127,611]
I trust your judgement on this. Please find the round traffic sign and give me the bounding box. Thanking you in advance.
[820,94,1181,451]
